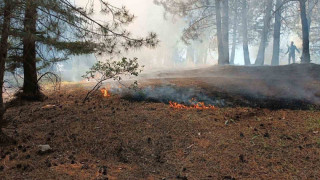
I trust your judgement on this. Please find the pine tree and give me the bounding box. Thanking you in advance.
[0,0,16,144]
[0,0,158,143]
[7,0,158,100]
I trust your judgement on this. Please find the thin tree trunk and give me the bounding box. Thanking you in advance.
[221,0,229,64]
[0,0,13,142]
[300,0,311,63]
[255,0,273,66]
[271,0,282,66]
[199,41,208,64]
[215,0,225,64]
[186,45,194,64]
[203,46,208,64]
[242,0,251,65]
[22,0,42,100]
[196,44,204,64]
[230,2,239,65]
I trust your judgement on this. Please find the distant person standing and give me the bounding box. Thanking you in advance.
[286,41,300,64]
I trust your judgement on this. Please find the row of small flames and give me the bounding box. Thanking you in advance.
[100,88,215,110]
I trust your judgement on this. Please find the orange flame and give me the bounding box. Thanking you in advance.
[100,88,111,97]
[169,100,215,110]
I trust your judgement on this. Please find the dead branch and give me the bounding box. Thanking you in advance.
[82,79,104,103]
[37,72,61,91]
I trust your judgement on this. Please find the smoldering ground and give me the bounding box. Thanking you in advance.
[99,63,320,110]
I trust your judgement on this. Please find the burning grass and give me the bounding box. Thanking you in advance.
[100,86,215,110]
[169,99,215,110]
[100,88,111,97]
[169,101,215,110]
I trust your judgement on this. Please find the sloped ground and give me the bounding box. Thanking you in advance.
[140,63,320,109]
[0,64,320,179]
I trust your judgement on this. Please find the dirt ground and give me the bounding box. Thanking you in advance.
[1,64,320,179]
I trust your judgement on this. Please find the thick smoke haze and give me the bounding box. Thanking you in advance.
[61,0,187,81]
[60,0,305,81]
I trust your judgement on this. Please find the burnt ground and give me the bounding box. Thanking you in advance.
[139,63,320,109]
[1,64,320,179]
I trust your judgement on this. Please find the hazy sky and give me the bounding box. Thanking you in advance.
[60,0,187,81]
[73,0,188,68]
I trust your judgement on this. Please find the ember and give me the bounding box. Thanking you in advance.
[100,88,111,97]
[169,99,215,110]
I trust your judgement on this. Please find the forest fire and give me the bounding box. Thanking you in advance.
[169,100,215,110]
[100,88,111,97]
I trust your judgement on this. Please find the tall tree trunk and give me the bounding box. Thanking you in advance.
[186,45,194,64]
[271,0,282,66]
[215,0,225,65]
[203,46,208,64]
[307,0,316,32]
[0,0,13,143]
[299,0,311,63]
[221,0,229,64]
[230,2,239,65]
[242,0,251,65]
[255,0,273,65]
[196,43,204,64]
[198,41,208,64]
[22,0,42,100]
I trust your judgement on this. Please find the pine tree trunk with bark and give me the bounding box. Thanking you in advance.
[22,0,43,100]
[0,0,15,144]
[215,0,225,65]
[230,2,239,65]
[271,0,282,66]
[300,0,311,63]
[255,0,273,66]
[242,0,251,65]
[221,0,230,64]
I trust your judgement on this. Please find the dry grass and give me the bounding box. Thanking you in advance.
[0,84,319,179]
[1,64,320,179]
